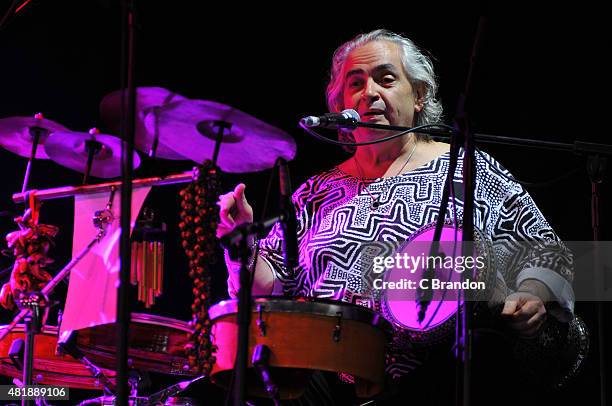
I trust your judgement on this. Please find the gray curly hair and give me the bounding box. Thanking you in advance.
[326,29,443,150]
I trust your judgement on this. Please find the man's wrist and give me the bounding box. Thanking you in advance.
[517,279,552,302]
[224,237,258,275]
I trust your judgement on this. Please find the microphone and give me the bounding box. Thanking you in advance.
[277,158,299,269]
[300,109,360,130]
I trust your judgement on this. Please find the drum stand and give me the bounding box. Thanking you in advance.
[252,344,280,405]
[16,291,48,406]
[77,374,204,405]
[146,375,206,404]
[57,331,116,394]
[76,370,150,406]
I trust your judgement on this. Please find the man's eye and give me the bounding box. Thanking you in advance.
[348,79,363,88]
[382,76,395,84]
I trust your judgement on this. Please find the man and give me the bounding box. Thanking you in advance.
[217,29,574,403]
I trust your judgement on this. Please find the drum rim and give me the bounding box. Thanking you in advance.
[1,314,191,333]
[0,324,58,334]
[130,312,192,332]
[74,313,191,333]
[209,297,392,333]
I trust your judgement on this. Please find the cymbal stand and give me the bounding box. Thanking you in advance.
[148,106,160,158]
[83,139,103,185]
[21,113,48,194]
[210,120,230,167]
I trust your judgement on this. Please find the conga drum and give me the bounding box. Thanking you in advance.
[209,297,392,399]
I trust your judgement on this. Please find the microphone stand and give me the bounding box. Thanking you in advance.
[117,1,139,404]
[221,158,296,406]
[220,216,282,406]
[449,16,487,406]
[234,226,254,406]
[588,153,608,406]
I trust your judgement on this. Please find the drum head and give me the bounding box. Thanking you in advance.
[380,223,495,344]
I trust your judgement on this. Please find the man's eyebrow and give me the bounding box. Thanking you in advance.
[345,68,365,79]
[373,63,400,75]
[345,64,400,79]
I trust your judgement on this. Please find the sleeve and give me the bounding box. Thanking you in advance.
[257,177,314,297]
[257,222,298,296]
[491,181,575,322]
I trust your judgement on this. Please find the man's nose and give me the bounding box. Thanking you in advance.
[361,77,380,103]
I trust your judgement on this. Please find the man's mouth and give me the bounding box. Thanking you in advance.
[362,109,386,117]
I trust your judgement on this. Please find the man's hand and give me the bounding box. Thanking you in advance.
[501,280,551,338]
[216,183,254,238]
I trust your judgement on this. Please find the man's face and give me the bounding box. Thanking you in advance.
[341,41,423,141]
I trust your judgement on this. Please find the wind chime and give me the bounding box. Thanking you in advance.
[130,208,166,308]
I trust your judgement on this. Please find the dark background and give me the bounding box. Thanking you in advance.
[0,1,609,404]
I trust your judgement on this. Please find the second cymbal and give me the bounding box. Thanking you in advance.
[0,115,69,159]
[44,129,141,178]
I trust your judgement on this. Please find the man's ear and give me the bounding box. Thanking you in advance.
[414,85,426,112]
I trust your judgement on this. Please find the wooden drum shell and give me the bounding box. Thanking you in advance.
[209,298,392,399]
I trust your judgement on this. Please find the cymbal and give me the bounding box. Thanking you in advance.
[143,100,296,173]
[99,87,188,160]
[44,129,141,178]
[0,115,69,159]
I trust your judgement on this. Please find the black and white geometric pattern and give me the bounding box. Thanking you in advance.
[257,149,573,378]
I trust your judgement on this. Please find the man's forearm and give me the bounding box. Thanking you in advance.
[226,252,275,298]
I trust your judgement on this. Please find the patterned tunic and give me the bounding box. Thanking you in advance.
[232,149,574,377]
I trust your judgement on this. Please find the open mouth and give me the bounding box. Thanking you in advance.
[363,110,385,117]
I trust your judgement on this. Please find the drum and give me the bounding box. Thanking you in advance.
[0,324,116,389]
[76,313,194,376]
[209,297,392,399]
[380,222,495,344]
